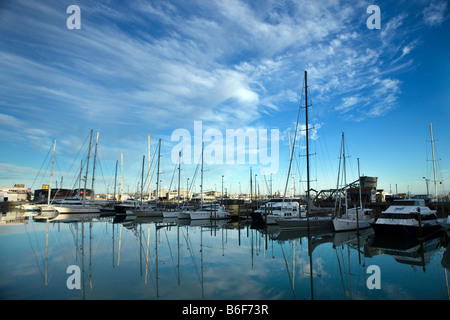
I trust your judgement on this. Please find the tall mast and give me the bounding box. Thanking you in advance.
[120,152,124,201]
[83,129,93,205]
[343,132,347,212]
[288,130,295,197]
[91,131,99,201]
[430,123,438,200]
[358,158,363,209]
[148,135,151,200]
[200,142,204,206]
[305,70,310,230]
[156,139,161,202]
[141,155,145,205]
[250,167,253,203]
[335,135,343,213]
[48,139,56,205]
[178,151,181,210]
[113,160,118,203]
[357,158,361,234]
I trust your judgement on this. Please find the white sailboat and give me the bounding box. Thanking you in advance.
[332,135,374,232]
[188,143,231,220]
[36,139,58,214]
[55,130,100,215]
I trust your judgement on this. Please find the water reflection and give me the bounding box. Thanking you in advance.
[0,210,449,300]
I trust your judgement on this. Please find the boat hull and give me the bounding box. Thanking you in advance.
[277,216,333,231]
[162,211,179,218]
[332,217,374,232]
[133,210,164,217]
[56,206,100,214]
[189,211,212,220]
[370,221,442,237]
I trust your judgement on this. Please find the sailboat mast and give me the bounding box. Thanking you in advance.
[200,142,204,207]
[358,158,363,209]
[250,167,253,203]
[141,155,145,205]
[83,129,93,205]
[148,135,151,200]
[305,70,310,229]
[178,151,181,210]
[335,135,343,213]
[156,139,161,202]
[48,139,56,205]
[356,158,361,234]
[113,160,118,203]
[120,152,124,201]
[91,131,99,201]
[430,123,438,200]
[343,132,347,212]
[288,130,295,197]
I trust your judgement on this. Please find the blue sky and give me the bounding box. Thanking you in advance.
[0,0,449,197]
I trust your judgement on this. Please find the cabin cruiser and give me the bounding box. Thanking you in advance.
[52,197,101,214]
[189,203,231,220]
[114,199,139,214]
[370,199,441,237]
[255,199,306,225]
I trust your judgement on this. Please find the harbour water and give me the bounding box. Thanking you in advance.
[1,210,449,301]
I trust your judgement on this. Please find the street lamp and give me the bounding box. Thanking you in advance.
[422,177,429,198]
[221,175,224,205]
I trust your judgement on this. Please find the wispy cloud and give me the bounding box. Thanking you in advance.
[423,0,448,26]
[0,0,446,190]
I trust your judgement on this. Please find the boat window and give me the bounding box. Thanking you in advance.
[393,200,415,206]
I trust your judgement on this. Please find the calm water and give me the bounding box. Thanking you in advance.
[1,210,449,300]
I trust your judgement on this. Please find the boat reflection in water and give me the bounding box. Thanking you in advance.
[0,210,449,300]
[368,232,443,271]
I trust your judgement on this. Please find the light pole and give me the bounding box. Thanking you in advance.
[221,175,224,205]
[187,178,190,201]
[422,177,429,198]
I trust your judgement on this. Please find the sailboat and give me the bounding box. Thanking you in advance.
[187,143,231,220]
[55,130,100,215]
[129,138,164,217]
[36,139,58,215]
[332,133,374,232]
[276,70,333,231]
[162,151,184,219]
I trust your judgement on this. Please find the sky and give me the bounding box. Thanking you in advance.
[0,0,449,197]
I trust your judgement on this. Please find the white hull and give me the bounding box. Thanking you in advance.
[36,204,57,212]
[178,211,191,219]
[163,211,179,218]
[332,217,374,232]
[56,206,101,214]
[189,210,212,220]
[21,204,40,211]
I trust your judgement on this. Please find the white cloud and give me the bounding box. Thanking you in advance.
[423,0,447,26]
[1,0,446,190]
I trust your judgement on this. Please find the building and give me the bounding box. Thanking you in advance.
[0,185,31,202]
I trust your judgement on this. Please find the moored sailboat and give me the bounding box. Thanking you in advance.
[332,135,374,232]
